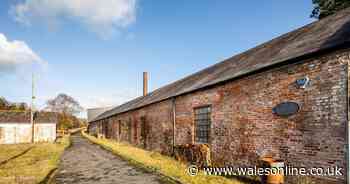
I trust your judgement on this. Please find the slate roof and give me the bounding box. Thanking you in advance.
[0,111,58,124]
[91,7,350,123]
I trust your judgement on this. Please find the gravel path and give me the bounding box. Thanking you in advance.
[54,134,164,184]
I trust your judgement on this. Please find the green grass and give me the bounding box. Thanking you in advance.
[82,132,246,184]
[0,136,70,184]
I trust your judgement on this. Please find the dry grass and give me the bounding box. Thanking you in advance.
[0,144,33,163]
[0,137,70,184]
[82,132,246,184]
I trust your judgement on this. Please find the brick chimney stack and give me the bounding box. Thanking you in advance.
[143,72,148,96]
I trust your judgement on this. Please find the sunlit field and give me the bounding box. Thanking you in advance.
[0,137,70,184]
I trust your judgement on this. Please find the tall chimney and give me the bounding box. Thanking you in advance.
[143,72,148,96]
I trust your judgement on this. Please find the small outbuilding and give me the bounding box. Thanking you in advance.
[0,111,57,144]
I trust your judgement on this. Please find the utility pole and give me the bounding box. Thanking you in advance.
[30,73,35,143]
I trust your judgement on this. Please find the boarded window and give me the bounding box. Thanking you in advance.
[194,106,211,143]
[141,117,147,138]
[113,120,118,139]
[140,117,148,148]
[128,118,132,142]
[133,120,137,142]
[118,120,122,138]
[105,121,111,139]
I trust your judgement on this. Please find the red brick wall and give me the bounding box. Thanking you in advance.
[90,49,349,184]
[173,49,349,183]
[107,100,174,155]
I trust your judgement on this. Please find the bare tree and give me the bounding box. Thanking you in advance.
[45,93,83,115]
[0,97,10,110]
[17,103,28,111]
[0,97,28,111]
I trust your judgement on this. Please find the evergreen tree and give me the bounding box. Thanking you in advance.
[311,0,350,19]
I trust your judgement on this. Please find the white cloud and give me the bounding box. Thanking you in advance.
[0,33,46,75]
[12,0,137,37]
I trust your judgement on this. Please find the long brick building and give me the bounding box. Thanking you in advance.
[88,8,350,184]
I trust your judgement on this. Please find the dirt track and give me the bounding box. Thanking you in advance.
[54,134,164,184]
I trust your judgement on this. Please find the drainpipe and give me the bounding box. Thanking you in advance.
[172,97,176,154]
[347,64,349,184]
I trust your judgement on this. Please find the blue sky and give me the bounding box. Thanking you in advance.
[0,0,315,117]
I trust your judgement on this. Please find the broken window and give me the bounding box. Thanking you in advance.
[194,106,211,144]
[141,117,146,138]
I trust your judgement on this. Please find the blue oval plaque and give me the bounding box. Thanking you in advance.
[272,102,299,116]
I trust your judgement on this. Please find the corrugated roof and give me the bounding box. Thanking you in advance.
[0,111,58,124]
[91,8,350,123]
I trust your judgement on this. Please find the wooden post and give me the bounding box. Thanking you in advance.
[30,73,35,143]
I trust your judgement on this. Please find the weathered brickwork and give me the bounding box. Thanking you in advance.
[99,100,174,155]
[89,49,350,184]
[174,49,349,184]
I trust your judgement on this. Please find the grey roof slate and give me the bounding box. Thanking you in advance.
[91,8,350,123]
[0,111,58,124]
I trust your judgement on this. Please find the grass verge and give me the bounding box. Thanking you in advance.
[82,132,246,184]
[0,144,34,165]
[0,136,70,184]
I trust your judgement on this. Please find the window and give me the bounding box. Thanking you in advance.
[194,106,211,143]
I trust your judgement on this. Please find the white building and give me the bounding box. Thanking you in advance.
[0,111,57,144]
